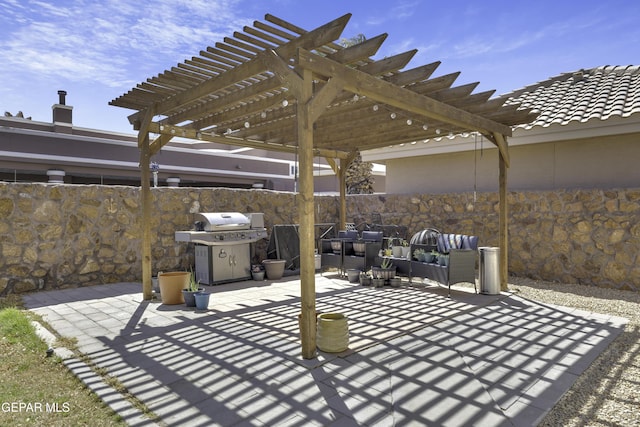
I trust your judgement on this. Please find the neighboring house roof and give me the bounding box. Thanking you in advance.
[502,65,640,129]
[363,65,640,162]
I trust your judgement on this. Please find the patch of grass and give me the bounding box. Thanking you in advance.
[0,301,126,426]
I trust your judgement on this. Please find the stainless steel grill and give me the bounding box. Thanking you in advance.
[175,212,267,285]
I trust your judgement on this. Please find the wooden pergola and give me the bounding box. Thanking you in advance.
[110,13,537,359]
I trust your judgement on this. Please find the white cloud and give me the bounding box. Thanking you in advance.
[0,0,249,88]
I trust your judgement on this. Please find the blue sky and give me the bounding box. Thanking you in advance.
[1,0,638,134]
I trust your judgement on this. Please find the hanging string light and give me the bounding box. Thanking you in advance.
[368,101,449,143]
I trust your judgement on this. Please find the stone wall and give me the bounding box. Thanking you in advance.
[343,190,640,291]
[1,182,638,294]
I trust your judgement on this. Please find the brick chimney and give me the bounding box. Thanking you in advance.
[52,90,73,133]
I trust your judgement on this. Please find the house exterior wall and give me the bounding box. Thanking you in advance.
[1,182,638,295]
[383,132,640,194]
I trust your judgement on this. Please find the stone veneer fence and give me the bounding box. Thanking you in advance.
[1,182,638,295]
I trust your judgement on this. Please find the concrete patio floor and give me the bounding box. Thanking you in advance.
[23,275,627,426]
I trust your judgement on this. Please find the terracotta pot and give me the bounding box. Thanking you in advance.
[262,259,286,280]
[158,272,189,305]
[317,313,349,353]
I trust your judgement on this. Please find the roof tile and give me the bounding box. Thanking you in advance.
[503,65,640,129]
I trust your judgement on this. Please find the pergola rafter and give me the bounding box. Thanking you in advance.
[110,13,538,359]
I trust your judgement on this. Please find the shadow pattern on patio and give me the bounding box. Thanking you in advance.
[23,276,626,426]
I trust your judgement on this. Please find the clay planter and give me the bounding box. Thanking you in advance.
[352,241,366,256]
[401,246,411,259]
[262,259,286,280]
[194,292,210,310]
[359,275,372,286]
[158,272,190,305]
[182,288,204,307]
[346,269,360,283]
[372,266,396,280]
[317,313,349,353]
[372,278,385,288]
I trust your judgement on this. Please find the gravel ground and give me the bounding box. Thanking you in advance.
[506,277,640,427]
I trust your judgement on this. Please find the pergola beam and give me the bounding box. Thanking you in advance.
[295,48,513,138]
[151,14,350,118]
[147,122,351,159]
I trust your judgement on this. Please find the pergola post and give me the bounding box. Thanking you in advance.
[499,153,508,291]
[139,132,153,300]
[493,132,510,291]
[297,69,317,359]
[338,158,347,230]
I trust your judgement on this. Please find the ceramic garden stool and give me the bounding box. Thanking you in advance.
[317,312,349,353]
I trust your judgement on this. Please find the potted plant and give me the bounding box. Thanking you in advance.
[391,241,403,258]
[372,258,396,284]
[182,267,203,307]
[438,252,449,267]
[346,269,360,283]
[400,240,411,259]
[389,277,402,287]
[372,277,385,287]
[251,264,265,281]
[425,250,438,263]
[359,271,372,286]
[413,248,425,262]
[352,239,366,256]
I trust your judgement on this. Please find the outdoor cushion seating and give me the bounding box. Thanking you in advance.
[410,232,479,297]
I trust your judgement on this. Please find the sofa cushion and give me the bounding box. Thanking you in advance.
[438,233,478,252]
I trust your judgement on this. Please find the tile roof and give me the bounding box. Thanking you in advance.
[501,65,640,129]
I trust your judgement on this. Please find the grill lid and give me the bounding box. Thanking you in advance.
[195,212,250,231]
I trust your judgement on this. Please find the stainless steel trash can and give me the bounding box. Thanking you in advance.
[478,247,500,295]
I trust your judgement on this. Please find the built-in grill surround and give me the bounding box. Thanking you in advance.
[175,212,267,285]
[175,212,267,246]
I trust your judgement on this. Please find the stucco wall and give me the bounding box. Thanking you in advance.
[384,133,640,194]
[1,182,638,294]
